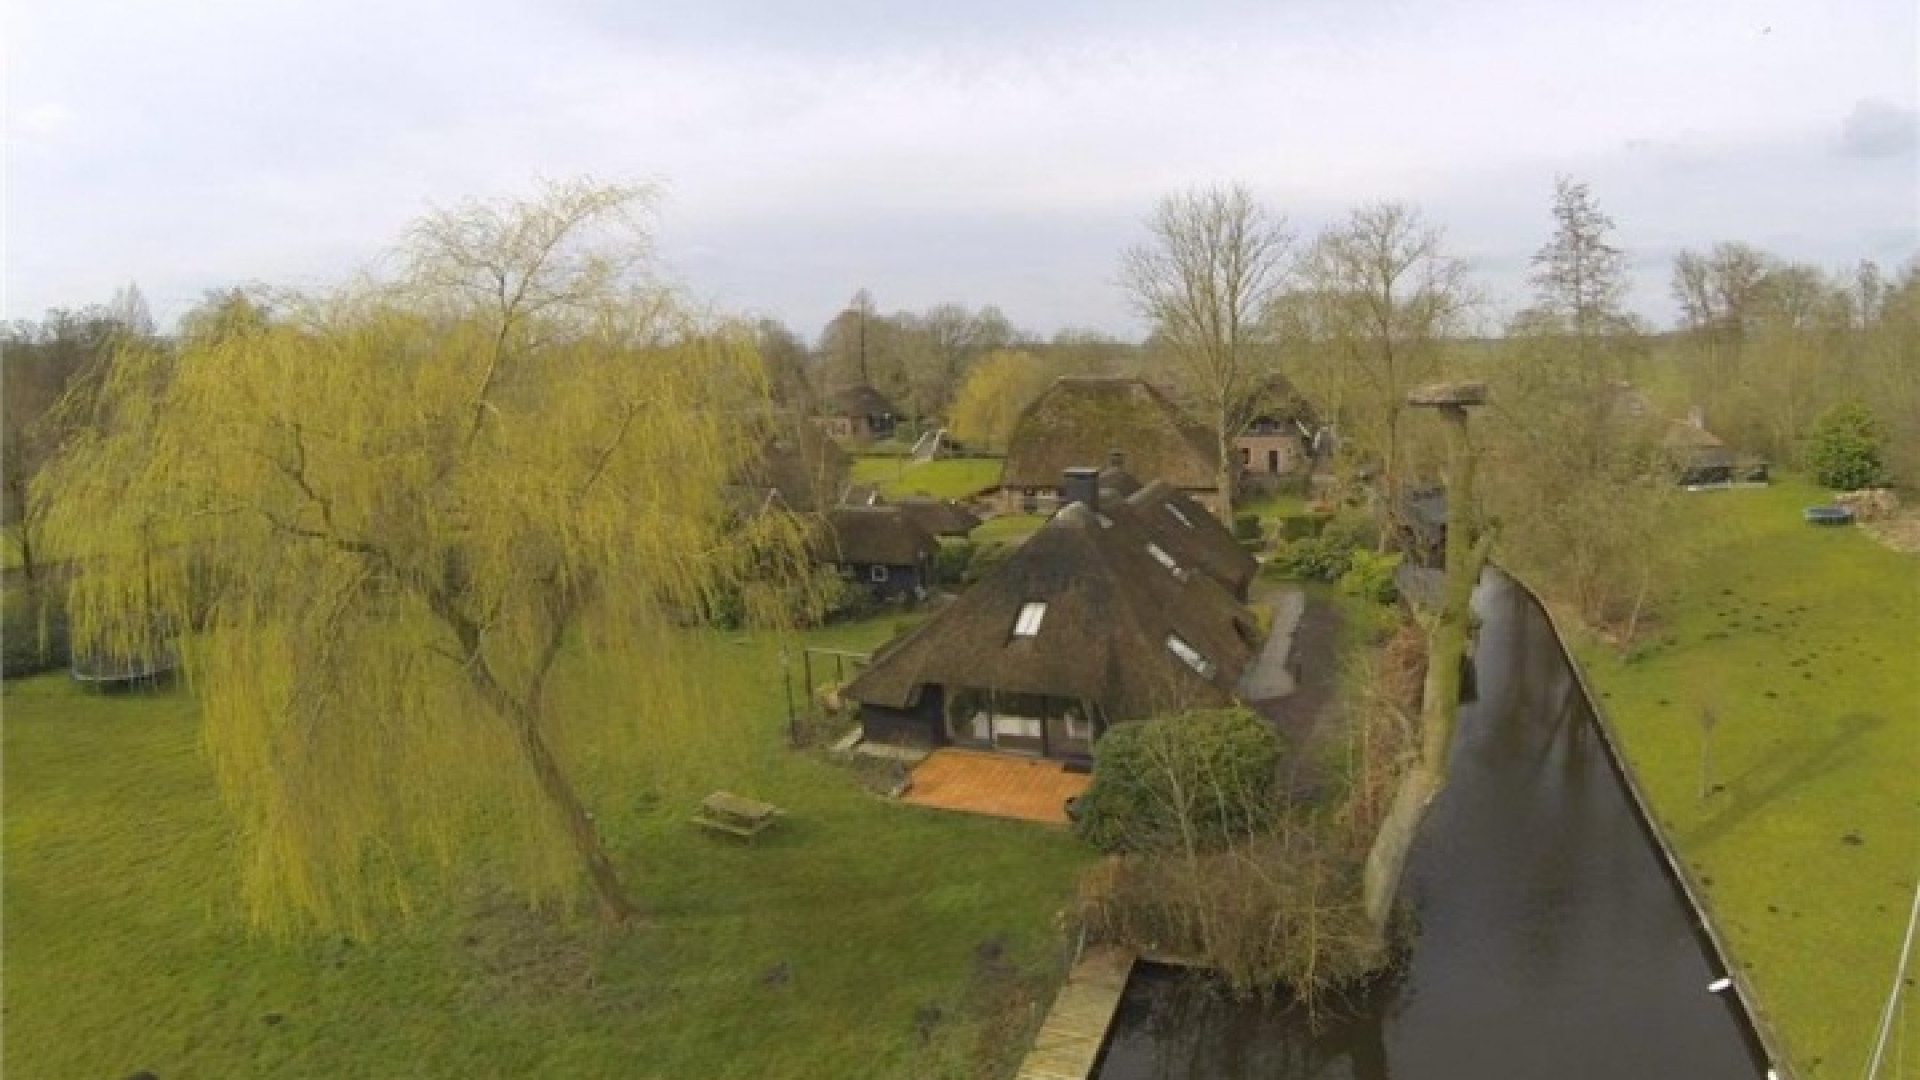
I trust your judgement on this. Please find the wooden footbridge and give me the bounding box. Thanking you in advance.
[1015,944,1136,1080]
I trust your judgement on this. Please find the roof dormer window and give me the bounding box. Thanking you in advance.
[1013,602,1047,638]
[1166,633,1214,678]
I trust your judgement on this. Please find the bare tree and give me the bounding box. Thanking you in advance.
[1290,203,1472,537]
[1120,184,1292,514]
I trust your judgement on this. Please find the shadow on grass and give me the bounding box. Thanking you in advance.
[1681,711,1885,850]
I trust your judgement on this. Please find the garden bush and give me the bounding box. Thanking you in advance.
[1231,512,1263,542]
[934,539,975,585]
[1073,707,1283,853]
[1266,535,1355,583]
[1805,401,1889,491]
[963,541,1014,585]
[1339,549,1402,605]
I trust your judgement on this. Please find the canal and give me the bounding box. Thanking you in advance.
[1095,570,1774,1079]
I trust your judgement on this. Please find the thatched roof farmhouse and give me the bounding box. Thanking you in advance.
[846,495,1258,760]
[1000,377,1220,513]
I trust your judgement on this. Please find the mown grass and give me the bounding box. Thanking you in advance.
[969,513,1049,544]
[1570,477,1919,1080]
[850,456,1003,500]
[3,615,1091,1080]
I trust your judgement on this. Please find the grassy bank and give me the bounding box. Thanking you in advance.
[1570,478,1918,1079]
[3,615,1091,1079]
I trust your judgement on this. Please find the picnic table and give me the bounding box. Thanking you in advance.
[692,791,784,840]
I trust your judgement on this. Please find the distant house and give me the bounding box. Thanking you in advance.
[816,383,899,442]
[731,419,852,515]
[821,506,939,600]
[1664,408,1769,488]
[1235,374,1319,493]
[1000,377,1221,515]
[890,496,983,539]
[845,493,1259,762]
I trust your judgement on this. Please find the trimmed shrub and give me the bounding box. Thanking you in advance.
[1806,401,1889,491]
[1074,707,1283,853]
[934,539,975,585]
[1266,535,1354,583]
[962,541,1014,585]
[1277,512,1333,541]
[1339,549,1402,605]
[1231,512,1263,542]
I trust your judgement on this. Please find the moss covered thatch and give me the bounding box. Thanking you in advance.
[845,502,1256,724]
[1001,377,1217,492]
[1110,481,1257,599]
[822,506,939,567]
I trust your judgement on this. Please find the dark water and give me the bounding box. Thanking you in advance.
[1096,571,1773,1079]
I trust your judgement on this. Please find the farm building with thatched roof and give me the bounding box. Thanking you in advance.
[819,506,939,600]
[814,383,899,442]
[1664,408,1769,488]
[845,499,1258,761]
[999,377,1221,515]
[1235,372,1320,493]
[731,418,852,514]
[890,496,983,538]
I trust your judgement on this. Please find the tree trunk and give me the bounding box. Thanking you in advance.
[437,595,639,924]
[510,709,639,924]
[1215,420,1237,523]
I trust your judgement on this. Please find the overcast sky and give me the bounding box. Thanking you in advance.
[8,0,1917,339]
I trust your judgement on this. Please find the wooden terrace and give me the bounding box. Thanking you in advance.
[900,749,1091,826]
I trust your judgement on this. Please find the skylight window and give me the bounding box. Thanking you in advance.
[1164,503,1194,529]
[1013,602,1048,638]
[1166,633,1214,677]
[1146,542,1188,580]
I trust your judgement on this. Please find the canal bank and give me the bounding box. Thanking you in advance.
[1092,569,1775,1079]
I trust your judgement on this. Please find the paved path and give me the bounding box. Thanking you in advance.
[1236,587,1306,702]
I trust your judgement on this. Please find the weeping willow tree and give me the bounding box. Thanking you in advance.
[33,180,820,930]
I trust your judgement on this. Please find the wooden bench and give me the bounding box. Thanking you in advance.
[691,791,784,840]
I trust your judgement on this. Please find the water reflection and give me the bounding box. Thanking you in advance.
[1096,571,1770,1079]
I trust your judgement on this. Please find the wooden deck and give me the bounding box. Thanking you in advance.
[900,749,1091,825]
[1016,945,1136,1080]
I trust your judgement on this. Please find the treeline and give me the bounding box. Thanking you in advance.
[8,179,1913,641]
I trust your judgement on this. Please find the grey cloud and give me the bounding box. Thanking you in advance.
[1838,99,1918,159]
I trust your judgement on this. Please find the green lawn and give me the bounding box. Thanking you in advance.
[850,457,1003,500]
[1571,478,1919,1080]
[3,616,1091,1079]
[969,513,1049,544]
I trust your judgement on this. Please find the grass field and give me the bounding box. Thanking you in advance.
[3,616,1091,1079]
[1571,478,1919,1079]
[969,513,1049,544]
[850,456,1003,500]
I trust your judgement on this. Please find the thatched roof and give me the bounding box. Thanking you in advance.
[826,383,898,419]
[1110,481,1256,598]
[891,497,982,537]
[739,418,851,513]
[1244,373,1318,427]
[823,506,939,567]
[1662,418,1740,468]
[1001,377,1218,491]
[845,502,1256,724]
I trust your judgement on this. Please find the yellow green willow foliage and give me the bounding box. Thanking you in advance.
[33,181,824,931]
